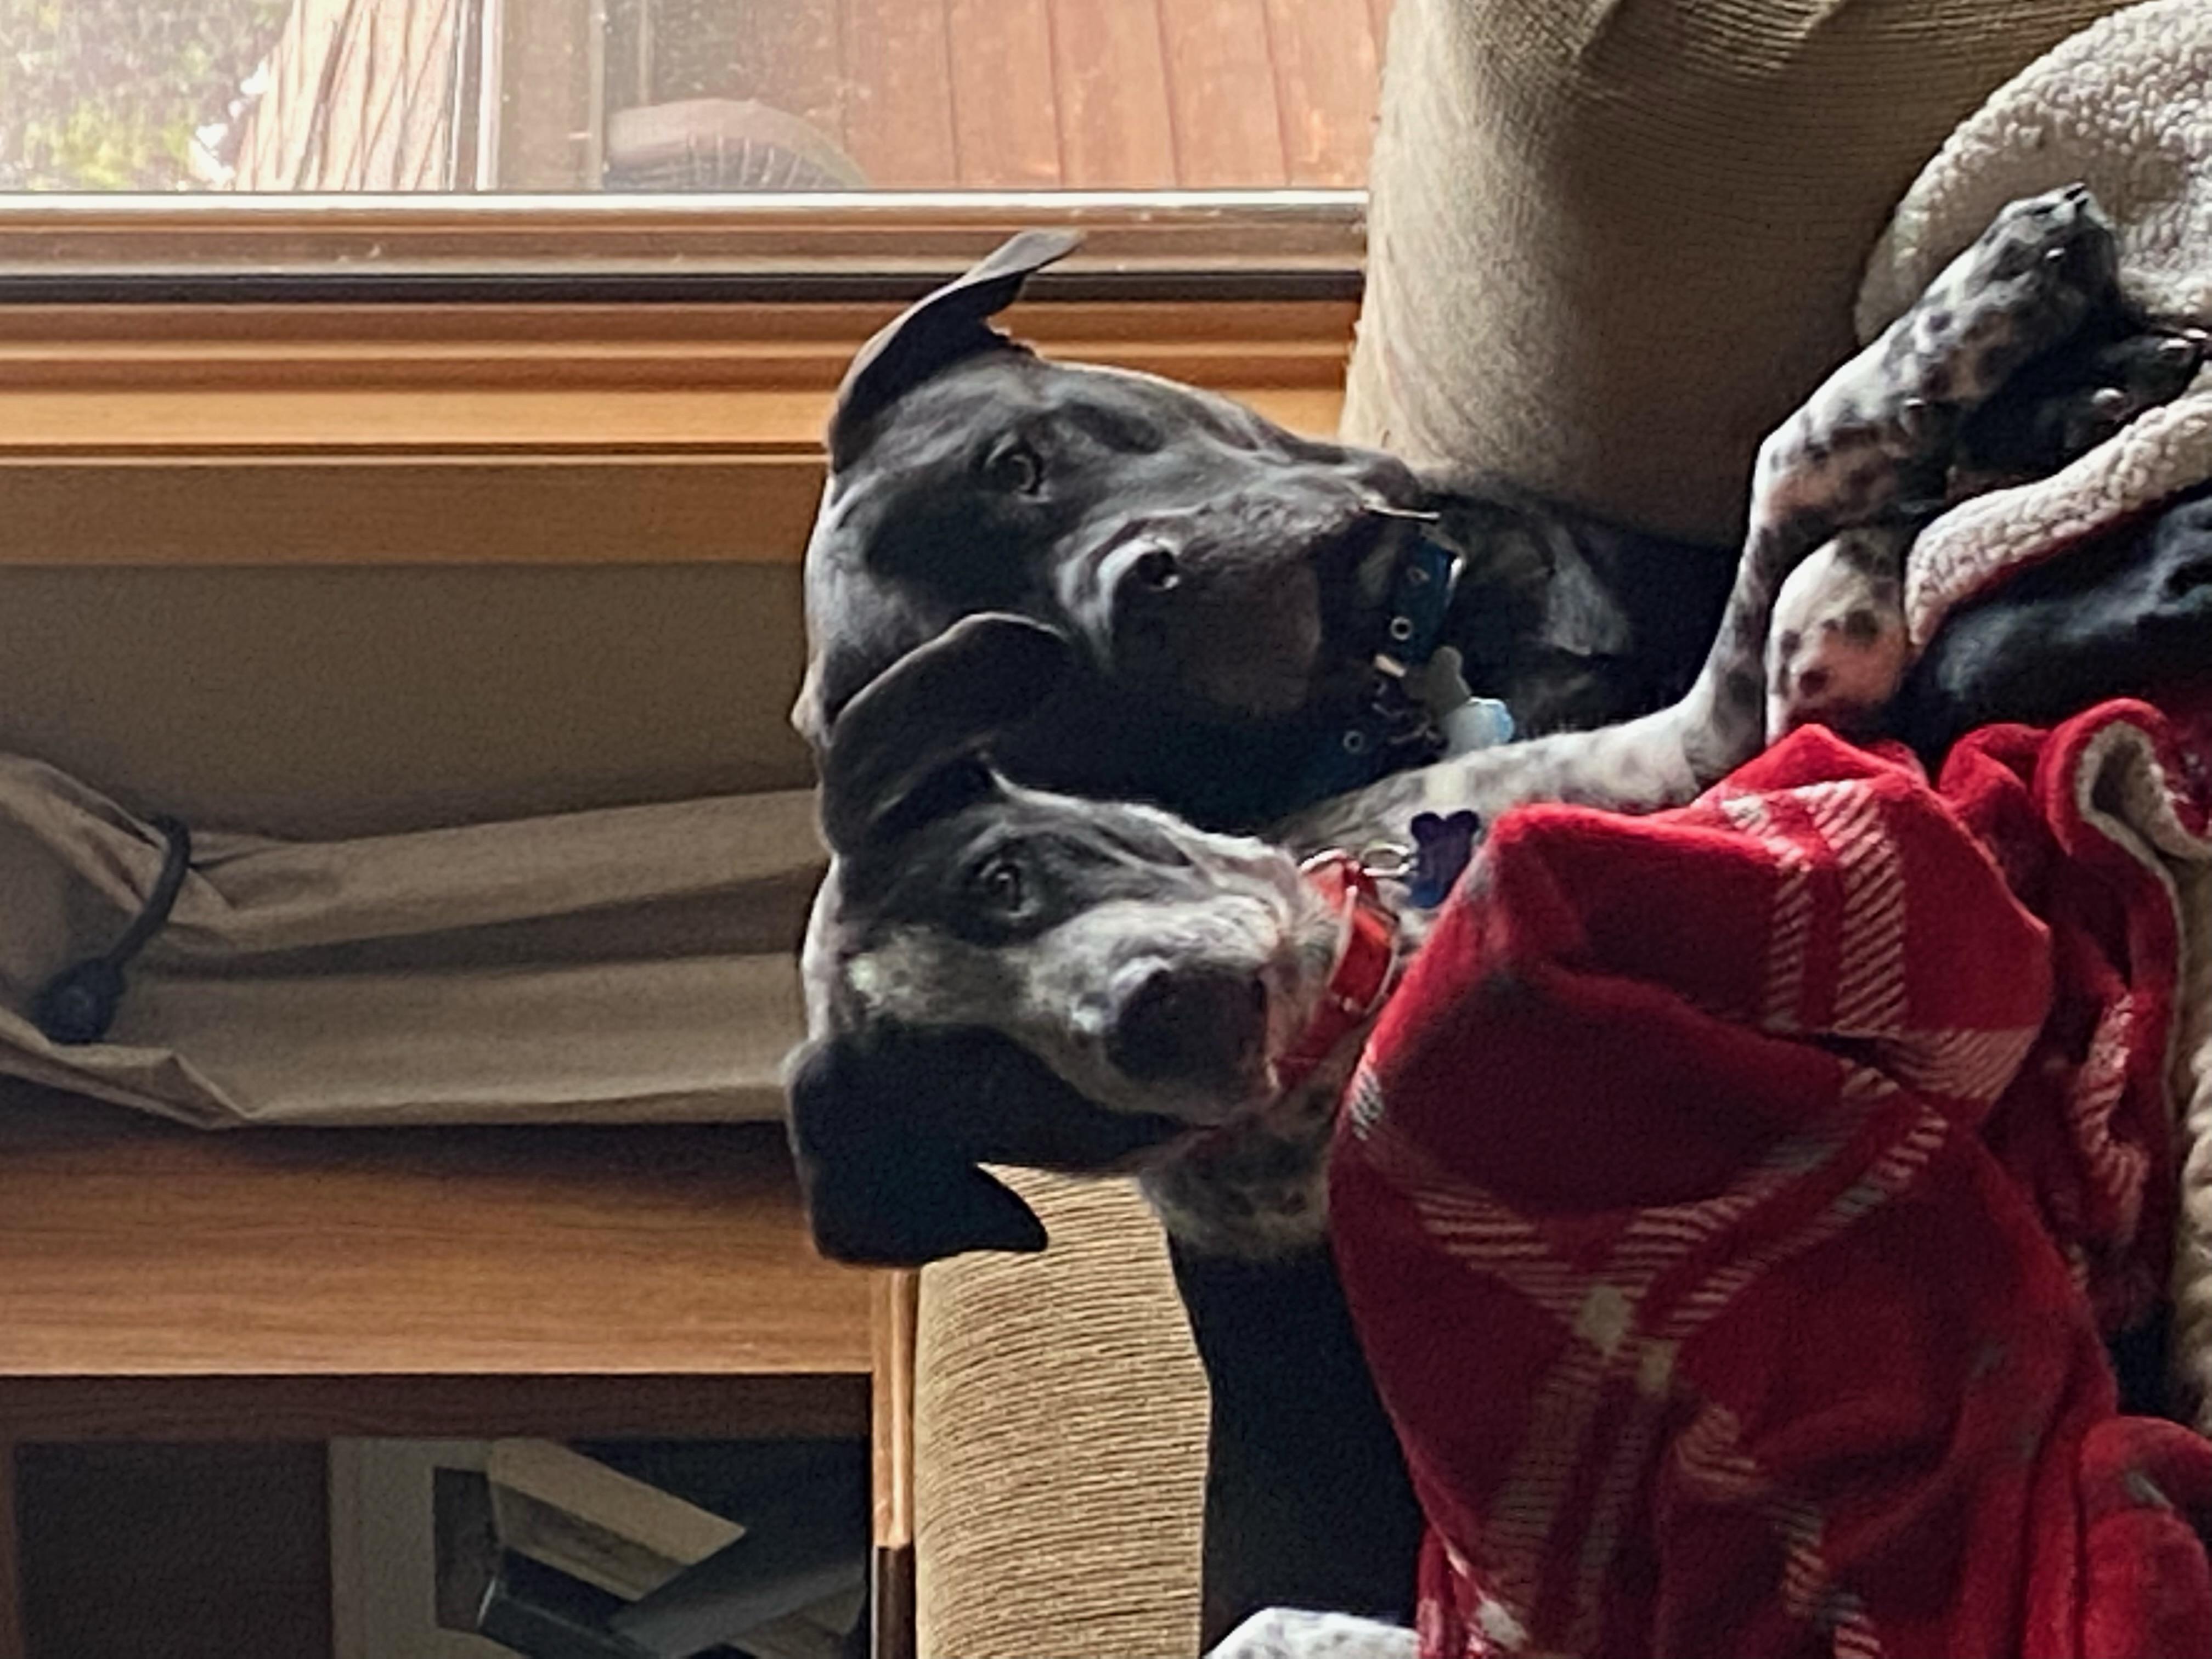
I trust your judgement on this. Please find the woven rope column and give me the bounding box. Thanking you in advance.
[913,1171,1208,1659]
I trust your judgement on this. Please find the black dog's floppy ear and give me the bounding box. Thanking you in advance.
[785,1033,1048,1266]
[829,228,1082,470]
[817,611,1074,854]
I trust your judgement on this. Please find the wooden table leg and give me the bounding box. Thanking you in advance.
[871,1272,918,1659]
[0,1441,24,1659]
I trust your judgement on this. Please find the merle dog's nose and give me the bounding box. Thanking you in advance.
[1107,968,1268,1090]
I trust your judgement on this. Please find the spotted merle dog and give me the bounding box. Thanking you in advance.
[791,187,2201,1657]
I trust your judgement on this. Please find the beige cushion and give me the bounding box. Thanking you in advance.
[915,1170,1207,1659]
[0,757,816,1128]
[1345,0,2138,544]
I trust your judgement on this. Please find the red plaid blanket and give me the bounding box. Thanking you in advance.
[1330,704,2212,1659]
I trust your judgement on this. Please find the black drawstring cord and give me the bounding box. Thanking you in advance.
[32,815,193,1047]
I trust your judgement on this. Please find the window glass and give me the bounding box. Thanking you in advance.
[1,0,1389,194]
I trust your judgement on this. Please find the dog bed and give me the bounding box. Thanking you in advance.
[1861,0,2212,652]
[1853,0,2212,1430]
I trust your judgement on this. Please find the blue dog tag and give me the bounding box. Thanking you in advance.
[1407,810,1481,909]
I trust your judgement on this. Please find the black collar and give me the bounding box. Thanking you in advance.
[1289,532,1464,804]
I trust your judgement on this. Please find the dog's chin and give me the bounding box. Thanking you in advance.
[1345,512,1414,609]
[1773,697,1888,744]
[1181,651,1329,723]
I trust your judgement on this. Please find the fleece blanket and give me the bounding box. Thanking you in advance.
[1330,712,2212,1659]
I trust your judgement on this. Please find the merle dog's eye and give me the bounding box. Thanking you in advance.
[982,439,1044,496]
[966,852,1029,913]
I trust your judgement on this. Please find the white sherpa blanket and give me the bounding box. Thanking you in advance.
[1855,0,2212,1429]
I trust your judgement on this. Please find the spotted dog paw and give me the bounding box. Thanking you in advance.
[1757,184,2119,528]
[1204,1609,1419,1659]
[1954,323,2208,490]
[1765,522,1916,742]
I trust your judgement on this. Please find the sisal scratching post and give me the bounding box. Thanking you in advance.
[913,1171,1208,1659]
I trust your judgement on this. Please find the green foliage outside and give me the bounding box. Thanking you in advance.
[0,0,292,189]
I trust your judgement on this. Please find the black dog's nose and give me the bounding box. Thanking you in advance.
[1104,541,1184,629]
[1108,968,1268,1089]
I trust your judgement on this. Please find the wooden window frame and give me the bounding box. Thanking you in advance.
[0,196,1363,568]
[0,193,1365,294]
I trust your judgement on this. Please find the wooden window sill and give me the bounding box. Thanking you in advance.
[0,296,1353,567]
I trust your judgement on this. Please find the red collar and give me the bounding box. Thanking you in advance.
[1275,851,1401,1092]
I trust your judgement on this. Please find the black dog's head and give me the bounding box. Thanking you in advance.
[791,233,1431,782]
[788,612,1345,1266]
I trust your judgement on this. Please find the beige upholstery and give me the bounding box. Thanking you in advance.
[915,1170,1208,1659]
[0,760,819,1128]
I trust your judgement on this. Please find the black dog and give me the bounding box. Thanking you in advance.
[1897,481,2212,754]
[795,231,1739,834]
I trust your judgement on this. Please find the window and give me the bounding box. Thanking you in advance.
[0,1,1384,291]
[3,1,1387,195]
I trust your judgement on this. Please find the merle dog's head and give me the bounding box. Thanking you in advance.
[787,612,1344,1265]
[791,232,1430,795]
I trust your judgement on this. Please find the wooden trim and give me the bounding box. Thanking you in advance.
[0,194,1363,291]
[870,1273,919,1659]
[0,457,832,567]
[870,1272,918,1555]
[0,300,1354,416]
[871,1544,915,1659]
[0,1374,868,1443]
[0,297,1351,567]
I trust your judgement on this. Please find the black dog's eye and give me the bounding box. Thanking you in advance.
[966,851,1029,914]
[981,439,1045,496]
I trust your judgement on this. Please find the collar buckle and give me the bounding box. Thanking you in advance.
[1291,532,1466,806]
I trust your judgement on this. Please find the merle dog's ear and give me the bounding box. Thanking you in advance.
[828,229,1082,470]
[818,611,1074,853]
[785,1033,1048,1266]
